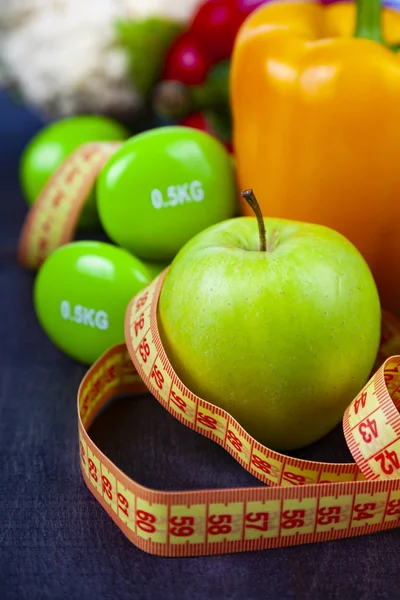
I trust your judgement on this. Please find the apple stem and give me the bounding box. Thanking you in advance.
[241,189,267,252]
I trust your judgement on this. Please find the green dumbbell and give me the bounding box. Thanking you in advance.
[20,115,129,229]
[34,241,154,364]
[97,126,237,262]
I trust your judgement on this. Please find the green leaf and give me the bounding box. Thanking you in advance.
[205,109,232,143]
[189,60,231,113]
[115,18,183,98]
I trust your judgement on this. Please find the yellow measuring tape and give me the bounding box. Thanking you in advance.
[18,142,400,556]
[18,142,121,269]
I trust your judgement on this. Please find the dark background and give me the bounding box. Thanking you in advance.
[1,91,399,600]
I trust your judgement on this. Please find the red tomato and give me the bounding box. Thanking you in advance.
[179,113,210,132]
[190,0,247,62]
[163,33,214,86]
[236,0,268,14]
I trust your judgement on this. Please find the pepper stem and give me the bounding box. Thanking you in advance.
[354,0,384,44]
[241,189,267,252]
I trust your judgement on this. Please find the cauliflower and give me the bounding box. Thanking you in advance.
[0,0,202,117]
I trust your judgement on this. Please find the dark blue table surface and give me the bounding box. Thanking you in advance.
[1,92,399,600]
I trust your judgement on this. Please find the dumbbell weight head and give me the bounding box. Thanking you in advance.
[34,241,152,364]
[96,126,237,262]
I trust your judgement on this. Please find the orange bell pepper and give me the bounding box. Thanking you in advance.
[231,0,400,317]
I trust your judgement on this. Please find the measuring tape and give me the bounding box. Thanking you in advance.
[75,273,400,557]
[18,142,121,270]
[18,141,400,556]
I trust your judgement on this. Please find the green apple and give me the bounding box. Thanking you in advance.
[20,115,129,229]
[158,190,381,450]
